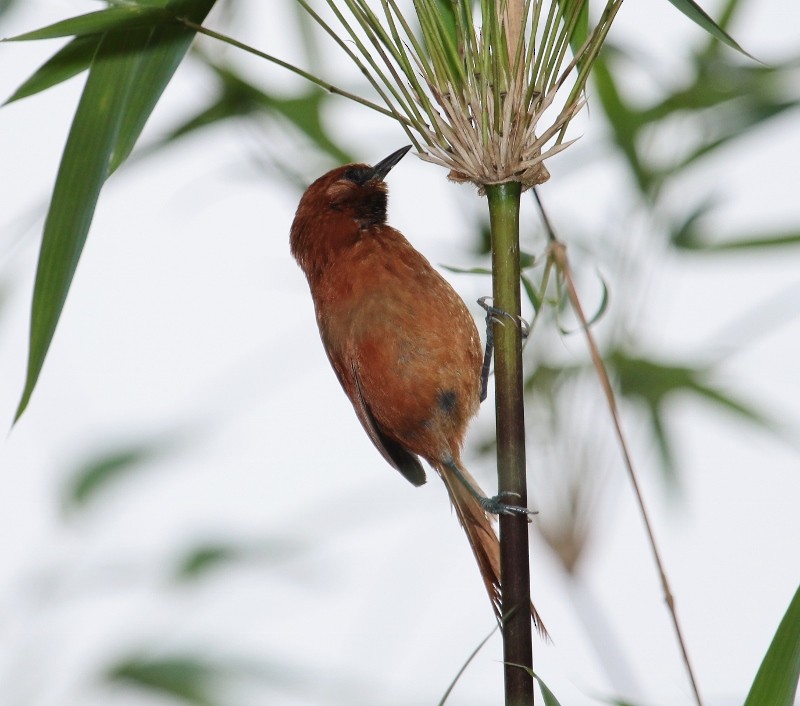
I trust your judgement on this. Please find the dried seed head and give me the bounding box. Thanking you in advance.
[310,0,619,190]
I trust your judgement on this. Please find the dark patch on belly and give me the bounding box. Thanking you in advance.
[438,389,457,414]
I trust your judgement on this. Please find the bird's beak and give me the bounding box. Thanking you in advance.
[368,145,412,182]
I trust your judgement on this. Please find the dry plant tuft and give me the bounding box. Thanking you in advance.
[299,0,622,190]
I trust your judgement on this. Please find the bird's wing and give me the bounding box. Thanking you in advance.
[336,359,427,487]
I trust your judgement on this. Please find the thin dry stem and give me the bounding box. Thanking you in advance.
[536,192,705,706]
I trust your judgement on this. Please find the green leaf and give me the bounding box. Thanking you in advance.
[666,95,799,175]
[438,625,498,706]
[4,35,100,105]
[555,0,589,61]
[609,350,778,484]
[174,539,296,581]
[696,0,744,62]
[108,4,217,174]
[162,61,353,165]
[743,584,800,706]
[519,250,538,269]
[706,231,800,252]
[439,264,492,275]
[592,55,651,194]
[535,673,564,706]
[559,271,609,334]
[413,0,464,89]
[175,544,244,580]
[108,656,223,706]
[691,379,773,427]
[521,273,542,311]
[15,1,216,419]
[642,55,798,127]
[3,5,172,41]
[523,363,579,397]
[16,30,150,419]
[108,652,295,704]
[611,352,772,427]
[647,404,677,484]
[676,228,800,252]
[669,197,718,249]
[503,666,564,706]
[662,0,754,59]
[64,441,167,511]
[0,0,20,19]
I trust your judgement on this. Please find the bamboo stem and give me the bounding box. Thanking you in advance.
[487,181,535,706]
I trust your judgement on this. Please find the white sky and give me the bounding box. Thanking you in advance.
[0,1,799,705]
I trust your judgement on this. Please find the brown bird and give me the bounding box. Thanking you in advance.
[290,145,545,634]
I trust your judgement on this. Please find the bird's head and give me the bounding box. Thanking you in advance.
[293,146,412,232]
[290,146,412,279]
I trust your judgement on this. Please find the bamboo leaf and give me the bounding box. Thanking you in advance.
[662,0,754,59]
[3,5,171,41]
[535,673,564,706]
[0,0,19,18]
[437,625,498,706]
[519,250,538,269]
[648,404,678,485]
[16,30,150,419]
[559,271,609,334]
[504,665,564,706]
[689,379,773,428]
[162,61,353,164]
[427,0,458,47]
[696,0,744,62]
[15,0,216,419]
[611,352,776,435]
[109,2,217,173]
[671,99,798,174]
[64,442,165,511]
[414,0,463,87]
[554,0,589,61]
[743,583,800,706]
[108,652,295,705]
[175,543,247,580]
[521,273,542,311]
[439,264,492,275]
[3,36,99,105]
[592,56,651,193]
[174,539,298,581]
[669,197,718,249]
[676,228,800,252]
[108,656,223,706]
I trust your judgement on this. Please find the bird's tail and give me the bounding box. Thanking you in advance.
[435,459,548,639]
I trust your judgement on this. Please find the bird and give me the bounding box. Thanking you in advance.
[290,145,546,635]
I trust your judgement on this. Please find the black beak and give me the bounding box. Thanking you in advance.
[368,145,412,182]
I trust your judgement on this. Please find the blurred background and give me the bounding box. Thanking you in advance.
[0,1,799,704]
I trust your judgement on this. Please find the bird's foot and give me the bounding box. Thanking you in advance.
[477,297,530,339]
[477,297,531,402]
[479,491,539,517]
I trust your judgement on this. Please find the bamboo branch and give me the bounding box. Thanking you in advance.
[487,181,535,706]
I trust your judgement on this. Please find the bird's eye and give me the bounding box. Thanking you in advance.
[343,166,370,185]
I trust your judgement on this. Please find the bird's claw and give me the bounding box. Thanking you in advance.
[477,297,530,339]
[479,492,539,518]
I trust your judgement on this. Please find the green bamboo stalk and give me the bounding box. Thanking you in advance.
[487,181,534,706]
